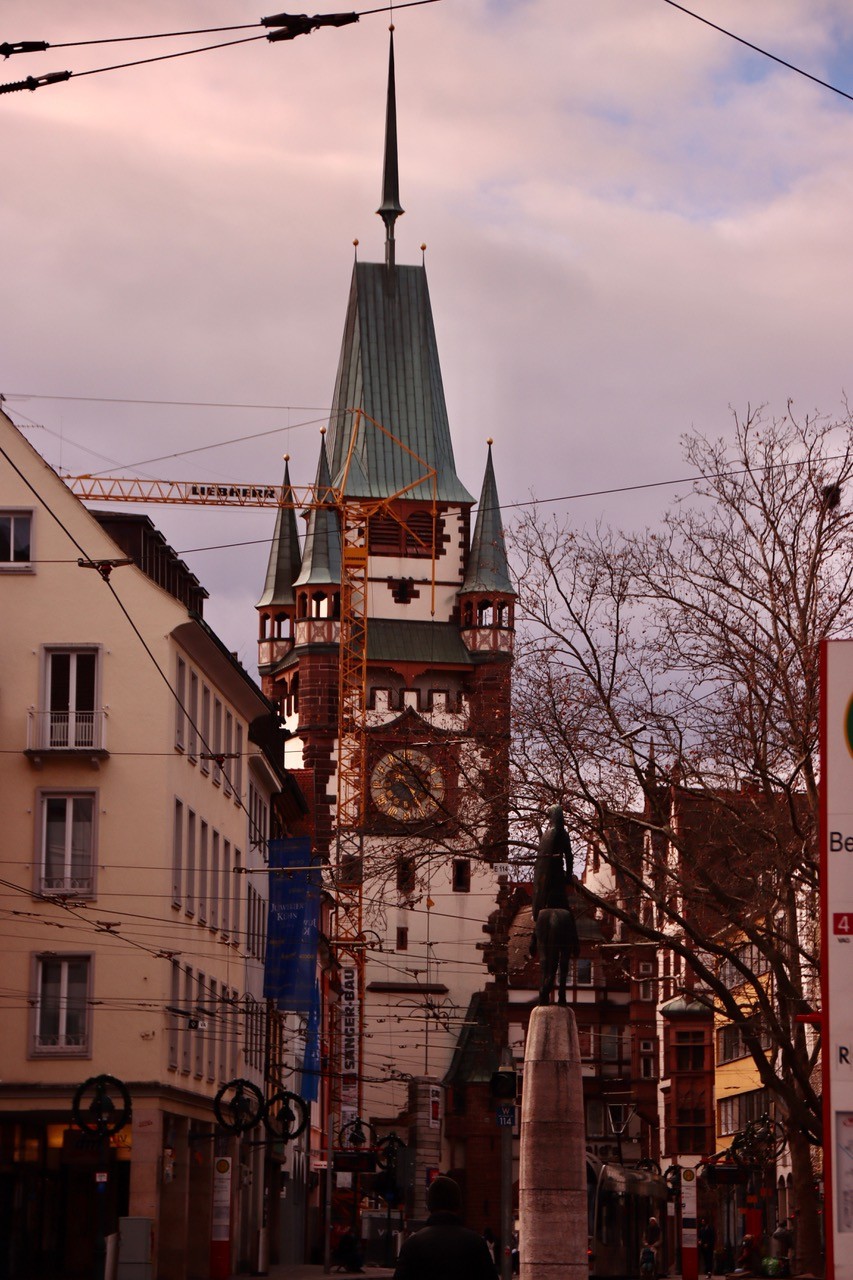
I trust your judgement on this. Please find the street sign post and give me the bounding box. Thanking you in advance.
[496,1104,516,1127]
[821,640,853,1280]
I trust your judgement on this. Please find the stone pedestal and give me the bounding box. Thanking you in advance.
[519,1005,587,1280]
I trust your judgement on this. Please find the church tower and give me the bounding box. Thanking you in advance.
[256,31,515,1210]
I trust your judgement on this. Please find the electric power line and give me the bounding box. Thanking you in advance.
[662,0,853,107]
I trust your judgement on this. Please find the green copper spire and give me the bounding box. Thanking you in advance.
[294,435,341,587]
[461,442,515,596]
[376,29,404,270]
[256,457,302,607]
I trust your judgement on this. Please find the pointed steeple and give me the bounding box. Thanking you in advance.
[324,27,472,506]
[461,442,515,596]
[294,434,341,588]
[376,29,404,270]
[256,457,302,607]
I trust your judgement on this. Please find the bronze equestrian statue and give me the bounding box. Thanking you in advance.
[531,805,580,1005]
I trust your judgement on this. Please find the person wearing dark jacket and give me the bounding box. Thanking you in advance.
[393,1175,498,1280]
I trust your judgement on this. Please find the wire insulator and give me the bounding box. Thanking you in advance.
[0,69,70,92]
[0,41,49,58]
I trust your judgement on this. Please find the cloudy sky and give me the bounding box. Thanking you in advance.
[4,0,853,667]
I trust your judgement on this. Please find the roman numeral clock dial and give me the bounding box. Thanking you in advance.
[369,748,446,823]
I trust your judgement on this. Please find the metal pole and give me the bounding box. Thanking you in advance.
[323,1106,334,1274]
[501,1121,513,1280]
[500,1047,514,1280]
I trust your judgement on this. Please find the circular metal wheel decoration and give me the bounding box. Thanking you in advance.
[214,1078,265,1134]
[72,1074,132,1136]
[338,1116,377,1151]
[263,1090,309,1142]
[376,1131,406,1170]
[730,1114,787,1167]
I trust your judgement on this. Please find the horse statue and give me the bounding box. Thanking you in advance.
[531,805,580,1005]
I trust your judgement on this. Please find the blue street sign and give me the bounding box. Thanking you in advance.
[496,1104,516,1127]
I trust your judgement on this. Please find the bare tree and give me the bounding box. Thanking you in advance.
[509,405,853,1273]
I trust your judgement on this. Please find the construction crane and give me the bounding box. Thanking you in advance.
[65,409,439,1136]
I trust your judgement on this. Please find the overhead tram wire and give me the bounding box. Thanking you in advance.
[0,0,445,94]
[662,0,853,107]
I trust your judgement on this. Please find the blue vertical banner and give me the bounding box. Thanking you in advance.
[299,978,321,1103]
[263,837,319,1014]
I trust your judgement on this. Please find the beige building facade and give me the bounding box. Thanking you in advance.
[0,409,294,1280]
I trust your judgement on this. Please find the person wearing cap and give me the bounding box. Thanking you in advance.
[644,1216,662,1278]
[393,1175,498,1280]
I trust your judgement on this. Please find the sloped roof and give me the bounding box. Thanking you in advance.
[443,991,501,1086]
[256,458,303,607]
[367,619,473,665]
[325,262,474,505]
[461,443,515,596]
[294,437,341,588]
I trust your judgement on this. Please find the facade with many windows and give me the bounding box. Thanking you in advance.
[0,409,304,1280]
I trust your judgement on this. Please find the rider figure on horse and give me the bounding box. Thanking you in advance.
[531,805,580,1005]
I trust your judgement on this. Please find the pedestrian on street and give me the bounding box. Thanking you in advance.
[392,1175,498,1280]
[698,1218,716,1278]
[644,1215,662,1278]
[482,1226,498,1268]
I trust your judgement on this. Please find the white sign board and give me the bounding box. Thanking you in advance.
[821,641,853,1280]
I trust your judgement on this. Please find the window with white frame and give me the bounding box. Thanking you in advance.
[207,978,217,1081]
[181,966,193,1073]
[39,792,96,895]
[42,648,101,750]
[718,1088,770,1137]
[33,954,91,1054]
[186,809,196,916]
[188,670,199,761]
[0,510,32,568]
[168,960,180,1069]
[227,987,239,1078]
[209,830,220,930]
[194,972,205,1077]
[717,1019,771,1065]
[199,821,208,924]
[213,699,222,785]
[575,957,593,986]
[200,685,211,775]
[175,656,187,750]
[172,799,183,908]
[249,781,269,854]
[221,840,231,938]
[231,849,243,946]
[224,711,233,796]
[234,723,244,800]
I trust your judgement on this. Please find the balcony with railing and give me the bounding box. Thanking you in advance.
[26,710,109,761]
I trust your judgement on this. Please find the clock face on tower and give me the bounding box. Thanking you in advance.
[369,748,446,823]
